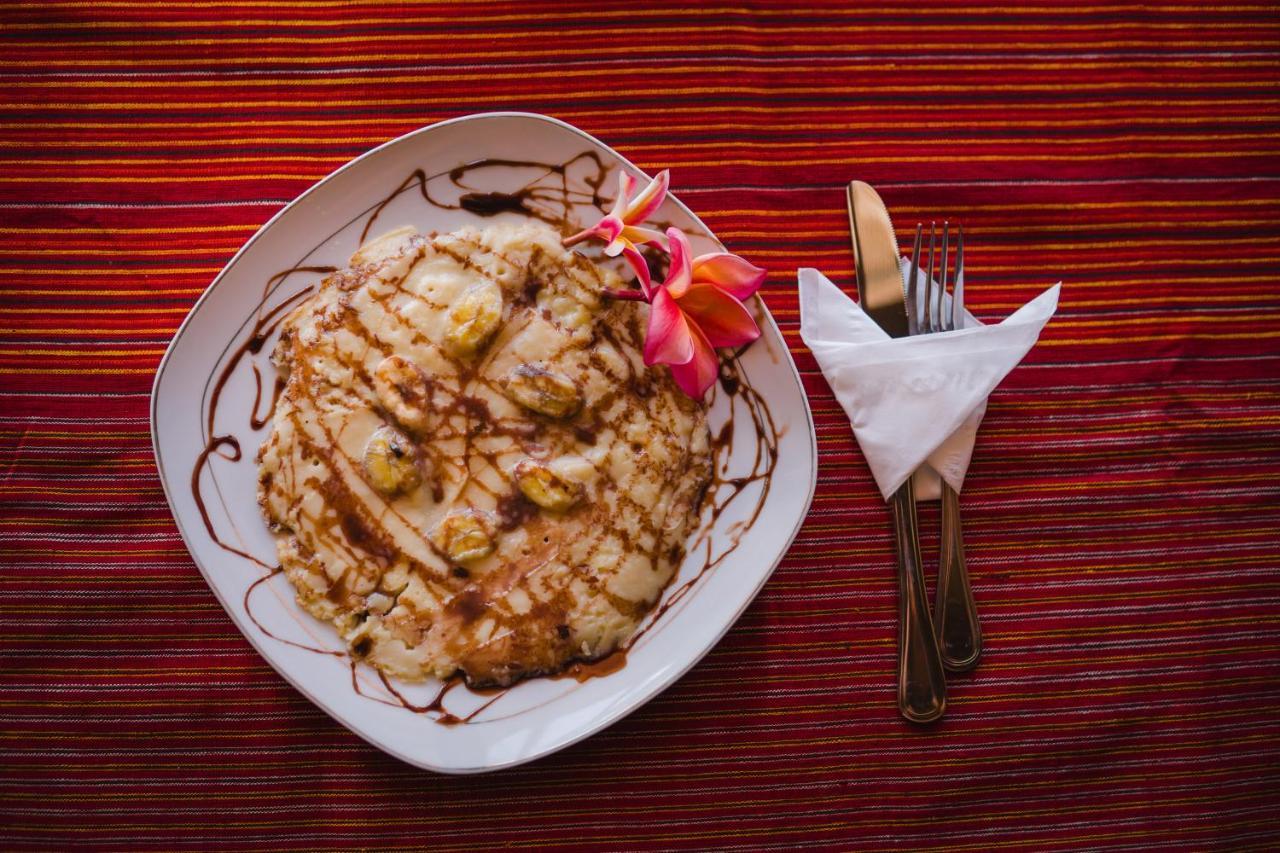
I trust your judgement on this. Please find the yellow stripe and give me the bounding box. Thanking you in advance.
[2,1,1271,11]
[1,517,179,525]
[0,268,218,276]
[6,234,1274,255]
[2,306,189,313]
[0,548,195,556]
[3,5,1276,22]
[6,78,1278,106]
[4,97,1274,113]
[1045,312,1280,327]
[6,118,1280,148]
[630,132,1279,150]
[761,235,1276,249]
[4,36,1276,65]
[5,288,206,296]
[5,248,238,256]
[720,223,1278,240]
[9,130,1278,166]
[4,199,1272,228]
[0,428,148,436]
[0,225,255,234]
[2,17,1272,45]
[3,149,1275,184]
[0,348,166,356]
[5,18,1274,40]
[779,328,1280,350]
[10,58,1280,87]
[0,327,186,334]
[9,113,1280,135]
[0,367,157,374]
[0,174,317,182]
[762,256,1280,272]
[719,199,1280,214]
[652,150,1280,167]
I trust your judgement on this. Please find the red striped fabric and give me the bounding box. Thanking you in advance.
[2,1,1279,848]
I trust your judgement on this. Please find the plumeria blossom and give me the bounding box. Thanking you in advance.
[559,170,766,398]
[563,169,669,294]
[643,227,767,398]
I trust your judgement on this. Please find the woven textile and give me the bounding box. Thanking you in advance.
[3,2,1279,848]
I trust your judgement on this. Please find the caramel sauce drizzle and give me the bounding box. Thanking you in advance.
[191,154,779,724]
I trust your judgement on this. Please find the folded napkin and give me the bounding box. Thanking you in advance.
[798,263,1060,501]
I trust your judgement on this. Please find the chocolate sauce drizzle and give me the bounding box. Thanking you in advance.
[191,153,778,725]
[360,153,609,245]
[192,268,334,570]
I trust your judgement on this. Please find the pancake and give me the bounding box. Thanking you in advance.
[256,222,713,687]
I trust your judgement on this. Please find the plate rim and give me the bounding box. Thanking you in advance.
[150,111,818,773]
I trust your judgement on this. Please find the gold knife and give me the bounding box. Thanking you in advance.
[846,181,947,724]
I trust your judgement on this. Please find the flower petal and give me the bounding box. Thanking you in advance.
[691,252,766,300]
[667,323,720,398]
[675,282,761,348]
[623,169,669,224]
[619,224,666,249]
[663,227,694,299]
[643,287,694,367]
[609,172,637,219]
[592,214,624,248]
[621,244,653,298]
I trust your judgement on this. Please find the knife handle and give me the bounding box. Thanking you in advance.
[937,483,982,671]
[891,478,947,723]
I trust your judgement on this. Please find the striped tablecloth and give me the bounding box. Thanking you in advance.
[3,2,1278,849]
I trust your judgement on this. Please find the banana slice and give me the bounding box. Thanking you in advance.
[431,510,495,564]
[503,364,581,418]
[373,355,432,434]
[350,225,419,267]
[513,459,583,512]
[443,281,504,357]
[366,592,394,615]
[362,425,422,496]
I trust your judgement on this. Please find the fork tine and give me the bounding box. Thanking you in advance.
[906,223,922,336]
[951,225,965,331]
[938,221,950,332]
[924,222,936,334]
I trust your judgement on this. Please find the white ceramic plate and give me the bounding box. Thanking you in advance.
[151,113,816,773]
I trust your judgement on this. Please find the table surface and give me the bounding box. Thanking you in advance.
[3,2,1279,849]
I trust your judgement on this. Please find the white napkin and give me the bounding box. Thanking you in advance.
[798,262,1059,501]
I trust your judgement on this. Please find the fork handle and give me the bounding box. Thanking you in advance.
[937,483,982,671]
[891,478,947,723]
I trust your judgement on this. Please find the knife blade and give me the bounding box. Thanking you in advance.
[847,181,908,339]
[845,181,947,724]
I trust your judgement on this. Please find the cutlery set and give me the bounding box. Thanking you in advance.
[846,181,983,723]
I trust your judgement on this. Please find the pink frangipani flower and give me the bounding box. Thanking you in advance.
[643,227,766,398]
[563,169,669,294]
